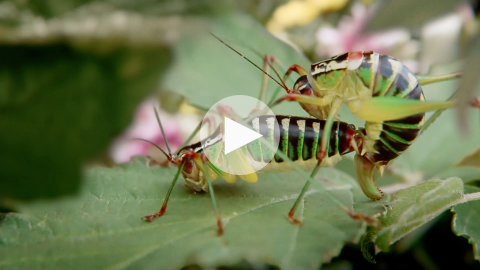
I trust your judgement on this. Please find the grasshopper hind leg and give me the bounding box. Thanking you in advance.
[287,162,322,225]
[143,162,185,222]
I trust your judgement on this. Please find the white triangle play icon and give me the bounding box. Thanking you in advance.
[224,117,263,155]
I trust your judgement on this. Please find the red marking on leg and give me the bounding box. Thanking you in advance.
[217,219,224,236]
[147,159,170,167]
[288,64,304,74]
[215,212,224,236]
[264,54,276,65]
[142,212,163,222]
[348,51,363,60]
[159,160,170,167]
[317,148,326,163]
[281,94,297,102]
[142,203,168,222]
[346,209,379,226]
[471,97,480,109]
[287,210,304,226]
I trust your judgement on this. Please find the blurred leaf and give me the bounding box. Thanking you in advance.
[162,13,311,117]
[0,2,209,49]
[0,1,222,200]
[457,148,480,168]
[361,178,464,263]
[366,0,467,31]
[0,44,170,200]
[6,0,233,19]
[452,185,480,261]
[457,34,480,134]
[0,157,373,269]
[436,167,480,184]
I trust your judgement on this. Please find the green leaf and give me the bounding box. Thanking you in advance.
[0,157,374,269]
[366,0,466,31]
[161,13,311,117]
[452,185,480,261]
[361,178,464,263]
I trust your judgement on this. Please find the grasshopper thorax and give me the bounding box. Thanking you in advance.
[175,144,209,192]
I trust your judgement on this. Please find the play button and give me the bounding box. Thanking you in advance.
[199,95,280,176]
[224,117,263,155]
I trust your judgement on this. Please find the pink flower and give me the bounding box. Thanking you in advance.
[109,98,184,164]
[315,3,419,72]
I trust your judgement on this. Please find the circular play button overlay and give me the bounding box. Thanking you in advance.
[199,95,280,176]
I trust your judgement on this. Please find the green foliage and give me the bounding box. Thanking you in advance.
[453,185,480,261]
[0,157,367,270]
[161,14,311,116]
[361,178,465,263]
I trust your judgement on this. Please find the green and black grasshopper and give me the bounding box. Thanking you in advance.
[141,34,473,235]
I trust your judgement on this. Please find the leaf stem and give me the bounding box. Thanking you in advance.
[463,192,480,203]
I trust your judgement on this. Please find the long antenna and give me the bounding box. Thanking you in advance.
[210,33,289,91]
[132,138,170,159]
[219,37,291,88]
[154,107,172,156]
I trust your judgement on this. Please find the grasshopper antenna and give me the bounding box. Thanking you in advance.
[210,32,290,92]
[154,107,173,157]
[132,138,170,159]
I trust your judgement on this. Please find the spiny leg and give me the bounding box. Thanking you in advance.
[257,135,378,225]
[255,54,295,112]
[420,92,480,135]
[287,163,322,225]
[288,102,344,220]
[420,90,459,135]
[142,161,185,221]
[416,72,461,85]
[283,64,308,82]
[318,100,342,161]
[270,93,335,108]
[258,54,278,105]
[355,96,454,122]
[202,154,224,235]
[267,64,309,105]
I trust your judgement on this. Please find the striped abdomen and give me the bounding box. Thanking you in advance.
[184,115,357,171]
[364,53,425,163]
[246,115,356,171]
[307,52,425,164]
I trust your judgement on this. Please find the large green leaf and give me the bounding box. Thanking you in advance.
[0,157,371,269]
[361,178,465,263]
[452,185,480,261]
[161,13,311,116]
